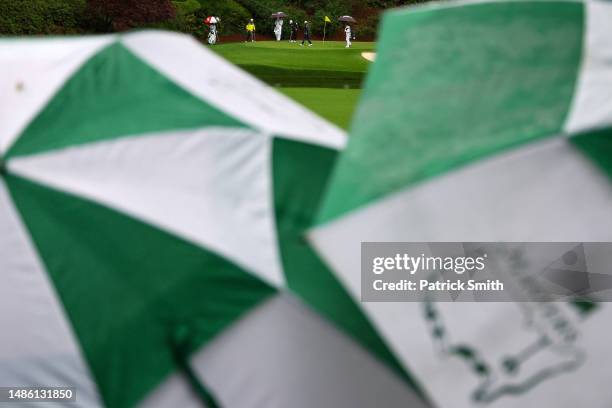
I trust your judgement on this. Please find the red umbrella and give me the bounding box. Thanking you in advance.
[204,16,218,25]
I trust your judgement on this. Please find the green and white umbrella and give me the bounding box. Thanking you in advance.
[311,1,612,407]
[0,31,420,407]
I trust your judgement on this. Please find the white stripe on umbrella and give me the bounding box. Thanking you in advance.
[309,136,612,407]
[141,294,427,408]
[0,180,102,406]
[0,36,114,154]
[310,137,612,298]
[564,0,612,134]
[121,31,346,150]
[9,127,285,287]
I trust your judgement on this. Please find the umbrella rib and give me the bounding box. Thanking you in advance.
[169,326,222,408]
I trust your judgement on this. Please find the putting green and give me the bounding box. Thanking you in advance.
[213,41,373,86]
[212,41,374,129]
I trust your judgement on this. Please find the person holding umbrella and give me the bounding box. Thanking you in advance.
[274,18,283,41]
[205,16,219,45]
[344,24,352,48]
[301,20,312,47]
[269,12,285,42]
[245,18,256,42]
[338,15,356,48]
[271,12,287,41]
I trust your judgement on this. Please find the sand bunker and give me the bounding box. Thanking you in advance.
[361,52,376,62]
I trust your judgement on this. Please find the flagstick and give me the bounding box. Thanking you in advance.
[323,21,327,43]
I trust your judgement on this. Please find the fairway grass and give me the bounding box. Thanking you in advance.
[279,88,362,129]
[212,41,375,129]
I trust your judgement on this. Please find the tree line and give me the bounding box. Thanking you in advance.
[0,0,429,40]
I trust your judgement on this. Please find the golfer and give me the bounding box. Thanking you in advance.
[274,18,283,41]
[245,19,256,42]
[344,25,352,48]
[289,20,298,42]
[301,20,312,46]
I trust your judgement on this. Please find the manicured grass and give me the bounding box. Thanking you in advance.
[213,41,373,88]
[212,41,375,129]
[279,87,362,129]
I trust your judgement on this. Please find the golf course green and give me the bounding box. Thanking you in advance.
[212,41,375,129]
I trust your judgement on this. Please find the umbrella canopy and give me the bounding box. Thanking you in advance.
[337,15,356,23]
[204,16,218,24]
[270,11,287,19]
[311,1,612,408]
[0,30,419,408]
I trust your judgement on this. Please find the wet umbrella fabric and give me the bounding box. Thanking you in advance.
[0,30,421,408]
[311,1,612,408]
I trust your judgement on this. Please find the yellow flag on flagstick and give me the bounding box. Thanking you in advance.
[323,16,331,43]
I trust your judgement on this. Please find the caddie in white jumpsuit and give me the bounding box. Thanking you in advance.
[274,18,283,41]
[208,23,217,45]
[345,25,352,48]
